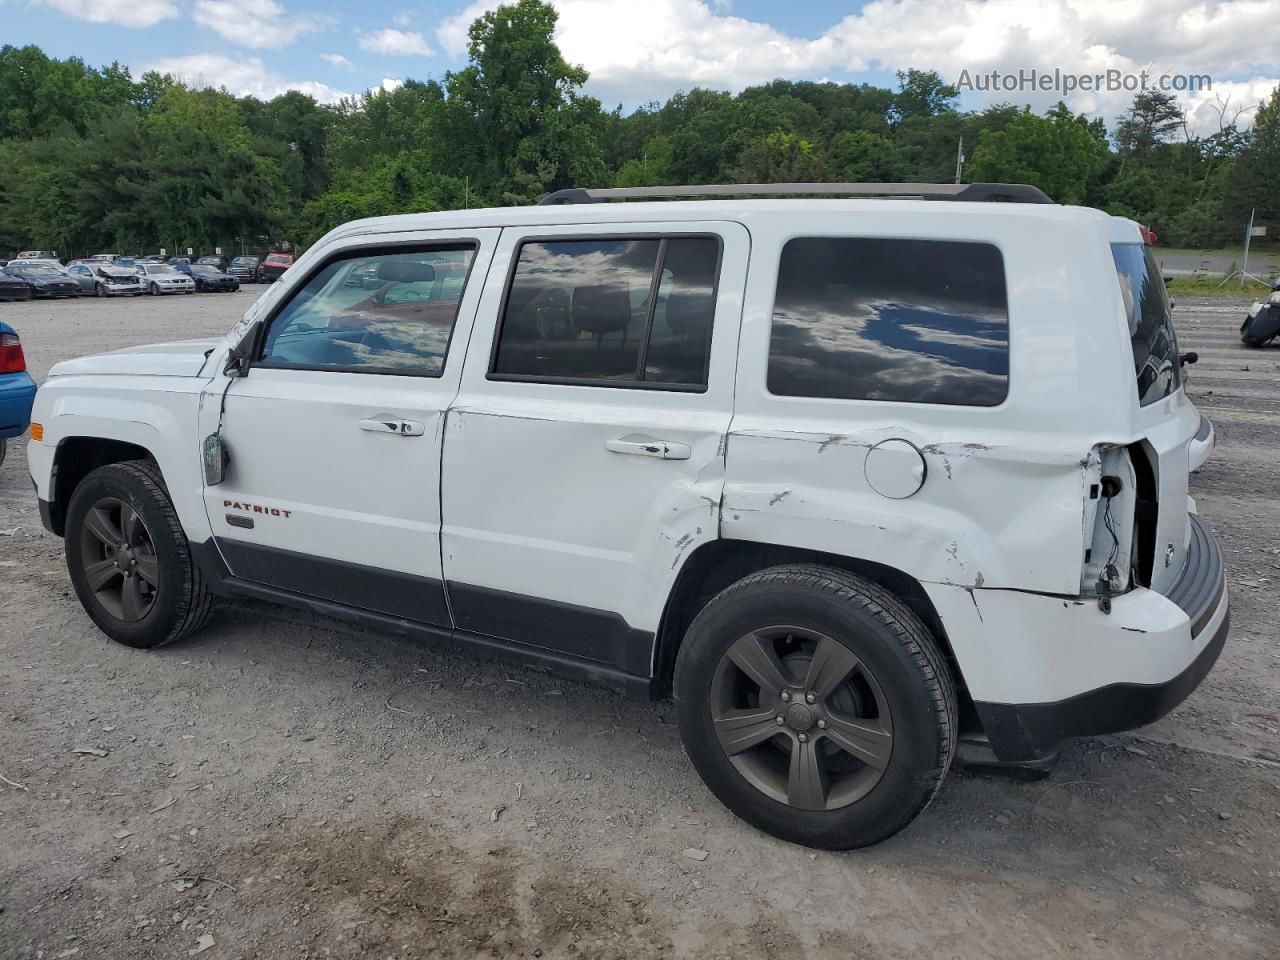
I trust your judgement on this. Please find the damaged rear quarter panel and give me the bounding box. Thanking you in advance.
[721,423,1091,594]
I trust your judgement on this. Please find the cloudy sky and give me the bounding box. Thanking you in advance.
[16,0,1280,131]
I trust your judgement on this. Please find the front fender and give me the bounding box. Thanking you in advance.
[29,376,212,543]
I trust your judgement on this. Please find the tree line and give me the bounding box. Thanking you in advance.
[1,0,1276,259]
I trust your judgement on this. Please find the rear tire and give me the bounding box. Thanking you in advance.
[674,564,957,849]
[65,460,214,649]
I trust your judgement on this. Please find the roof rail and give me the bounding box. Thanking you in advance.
[539,182,1054,206]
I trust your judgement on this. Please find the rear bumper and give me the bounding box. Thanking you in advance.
[975,609,1227,762]
[0,372,37,439]
[930,515,1229,762]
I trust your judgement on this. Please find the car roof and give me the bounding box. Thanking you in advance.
[314,195,1114,248]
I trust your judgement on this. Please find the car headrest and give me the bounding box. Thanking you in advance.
[663,291,714,337]
[377,260,435,283]
[572,283,633,334]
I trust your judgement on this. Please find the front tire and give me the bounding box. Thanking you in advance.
[149,282,159,296]
[674,564,957,849]
[65,461,213,649]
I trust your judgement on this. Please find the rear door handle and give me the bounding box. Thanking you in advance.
[604,437,691,460]
[359,416,426,437]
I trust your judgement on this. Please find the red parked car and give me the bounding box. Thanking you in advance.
[257,252,294,283]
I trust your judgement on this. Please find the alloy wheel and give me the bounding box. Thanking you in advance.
[709,627,893,811]
[77,497,160,622]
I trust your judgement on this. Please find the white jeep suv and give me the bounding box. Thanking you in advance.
[27,183,1228,849]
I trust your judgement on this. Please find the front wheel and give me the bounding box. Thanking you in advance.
[149,282,159,296]
[65,460,213,649]
[0,438,7,467]
[95,283,105,297]
[674,564,957,849]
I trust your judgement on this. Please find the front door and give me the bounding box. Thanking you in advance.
[441,221,748,675]
[199,229,498,626]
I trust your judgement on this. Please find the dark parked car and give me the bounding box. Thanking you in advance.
[3,261,79,298]
[228,256,260,283]
[0,272,32,301]
[257,252,294,282]
[178,262,240,292]
[197,255,230,271]
[0,320,37,467]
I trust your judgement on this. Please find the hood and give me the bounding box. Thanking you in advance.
[100,268,137,279]
[49,339,220,378]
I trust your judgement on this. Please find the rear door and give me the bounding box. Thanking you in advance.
[441,221,748,675]
[198,229,497,625]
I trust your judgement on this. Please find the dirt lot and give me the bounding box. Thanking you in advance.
[1,290,1277,960]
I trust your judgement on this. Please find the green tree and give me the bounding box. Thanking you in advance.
[967,105,1107,203]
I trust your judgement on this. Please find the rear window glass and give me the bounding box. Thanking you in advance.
[768,238,1009,405]
[1112,243,1180,406]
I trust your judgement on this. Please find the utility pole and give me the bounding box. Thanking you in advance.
[954,135,965,184]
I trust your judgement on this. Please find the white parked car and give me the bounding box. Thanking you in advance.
[137,262,195,295]
[26,183,1228,849]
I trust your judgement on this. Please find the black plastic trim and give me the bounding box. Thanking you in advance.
[214,538,451,628]
[38,496,57,536]
[187,540,656,696]
[976,606,1229,762]
[447,581,655,677]
[1166,515,1224,637]
[539,182,1054,205]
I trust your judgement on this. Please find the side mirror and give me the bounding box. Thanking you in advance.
[223,319,261,377]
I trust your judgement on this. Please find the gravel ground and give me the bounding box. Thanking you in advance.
[1,290,1277,960]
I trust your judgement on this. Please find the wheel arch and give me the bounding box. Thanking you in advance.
[46,436,156,536]
[653,539,972,715]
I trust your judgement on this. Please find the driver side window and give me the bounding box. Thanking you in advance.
[259,245,477,377]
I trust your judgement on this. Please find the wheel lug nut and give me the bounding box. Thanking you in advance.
[805,691,817,704]
[817,719,828,730]
[779,690,791,702]
[797,733,808,743]
[775,716,786,726]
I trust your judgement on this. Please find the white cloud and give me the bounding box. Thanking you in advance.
[358,27,434,57]
[436,0,1279,131]
[36,0,178,27]
[392,12,413,26]
[141,54,351,104]
[320,52,354,69]
[190,0,329,50]
[380,77,405,93]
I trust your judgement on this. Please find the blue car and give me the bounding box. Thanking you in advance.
[0,321,37,467]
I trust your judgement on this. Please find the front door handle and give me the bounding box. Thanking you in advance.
[604,437,691,460]
[359,416,426,437]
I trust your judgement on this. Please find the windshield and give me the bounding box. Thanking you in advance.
[1112,243,1181,406]
[148,265,179,276]
[26,264,63,275]
[192,264,218,275]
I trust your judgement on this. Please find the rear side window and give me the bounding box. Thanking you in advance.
[1112,243,1180,406]
[768,238,1010,405]
[259,245,476,376]
[492,236,719,389]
